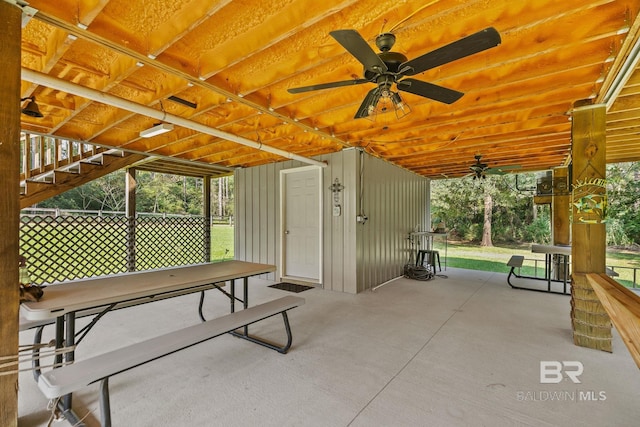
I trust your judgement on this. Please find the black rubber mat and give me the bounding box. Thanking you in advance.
[268,282,314,293]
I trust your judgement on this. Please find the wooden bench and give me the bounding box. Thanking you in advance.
[506,255,524,288]
[37,295,304,427]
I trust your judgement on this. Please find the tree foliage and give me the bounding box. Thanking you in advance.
[432,172,549,245]
[605,162,640,246]
[36,171,234,217]
[433,162,640,246]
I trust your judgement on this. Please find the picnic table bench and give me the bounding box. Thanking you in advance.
[37,295,304,427]
[506,245,570,294]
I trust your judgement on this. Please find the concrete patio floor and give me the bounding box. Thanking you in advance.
[17,267,640,426]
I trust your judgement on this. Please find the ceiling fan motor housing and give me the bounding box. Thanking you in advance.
[364,51,408,80]
[375,33,396,51]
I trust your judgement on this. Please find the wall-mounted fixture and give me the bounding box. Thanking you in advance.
[140,123,174,138]
[536,171,553,195]
[329,178,344,217]
[535,170,570,197]
[20,96,43,118]
[356,149,368,225]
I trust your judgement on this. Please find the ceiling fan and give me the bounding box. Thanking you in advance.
[469,154,521,180]
[288,27,501,119]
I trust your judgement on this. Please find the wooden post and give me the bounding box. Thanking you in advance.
[552,166,570,246]
[0,3,22,426]
[203,176,211,262]
[126,168,137,271]
[570,103,611,352]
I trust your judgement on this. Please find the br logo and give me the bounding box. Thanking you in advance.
[540,361,584,384]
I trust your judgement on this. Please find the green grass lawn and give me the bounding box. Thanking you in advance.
[210,224,235,261]
[212,226,639,287]
[432,240,640,287]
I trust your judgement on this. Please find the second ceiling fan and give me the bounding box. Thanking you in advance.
[469,154,521,180]
[288,27,501,119]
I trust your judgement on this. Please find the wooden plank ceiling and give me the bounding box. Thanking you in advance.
[17,0,640,179]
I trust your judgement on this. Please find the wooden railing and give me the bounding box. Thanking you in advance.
[18,132,146,208]
[20,132,107,181]
[587,273,640,369]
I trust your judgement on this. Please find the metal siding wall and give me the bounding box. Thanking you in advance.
[245,169,254,262]
[266,163,276,269]
[235,149,427,293]
[258,166,268,265]
[342,149,358,293]
[356,154,429,292]
[325,152,345,292]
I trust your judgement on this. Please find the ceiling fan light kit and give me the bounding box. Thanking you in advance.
[140,123,174,138]
[288,27,501,119]
[360,86,411,120]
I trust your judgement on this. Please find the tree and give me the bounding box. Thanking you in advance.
[606,162,640,246]
[82,170,126,211]
[431,172,546,245]
[481,187,493,247]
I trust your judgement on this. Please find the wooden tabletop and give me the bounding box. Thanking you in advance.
[20,261,276,321]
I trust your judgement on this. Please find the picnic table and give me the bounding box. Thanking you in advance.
[20,261,304,427]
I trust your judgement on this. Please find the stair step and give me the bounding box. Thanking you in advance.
[23,180,54,194]
[81,160,103,166]
[100,152,125,166]
[53,170,79,184]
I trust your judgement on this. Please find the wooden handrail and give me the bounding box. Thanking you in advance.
[587,273,640,369]
[19,133,111,182]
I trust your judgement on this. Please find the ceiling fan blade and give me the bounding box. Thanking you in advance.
[397,78,463,104]
[288,78,369,94]
[354,87,381,119]
[485,165,522,174]
[330,29,388,74]
[400,27,501,76]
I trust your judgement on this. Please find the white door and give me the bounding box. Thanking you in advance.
[281,167,322,282]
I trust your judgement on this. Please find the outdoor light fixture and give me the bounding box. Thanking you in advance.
[329,178,344,217]
[473,172,487,180]
[139,123,174,138]
[362,78,411,120]
[20,96,44,118]
[391,92,410,118]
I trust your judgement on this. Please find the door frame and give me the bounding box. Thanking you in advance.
[279,165,323,284]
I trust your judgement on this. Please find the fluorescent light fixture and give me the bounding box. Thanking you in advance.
[140,123,174,138]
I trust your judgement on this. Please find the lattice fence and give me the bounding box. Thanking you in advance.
[134,216,206,270]
[20,214,207,285]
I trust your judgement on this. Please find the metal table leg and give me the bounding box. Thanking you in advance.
[52,312,86,426]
